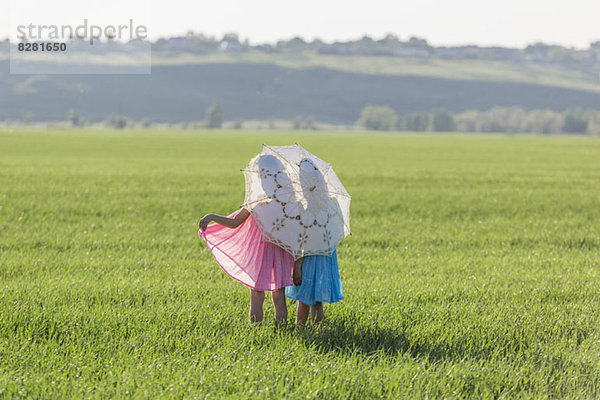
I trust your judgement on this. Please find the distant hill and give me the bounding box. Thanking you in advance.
[147,51,600,94]
[1,35,600,123]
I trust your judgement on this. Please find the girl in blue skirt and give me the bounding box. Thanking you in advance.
[286,251,343,326]
[286,157,344,326]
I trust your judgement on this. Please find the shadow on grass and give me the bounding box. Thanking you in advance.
[287,312,479,362]
[288,312,417,358]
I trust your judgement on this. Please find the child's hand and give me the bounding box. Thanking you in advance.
[199,214,214,231]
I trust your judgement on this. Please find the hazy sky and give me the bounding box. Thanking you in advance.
[2,0,599,48]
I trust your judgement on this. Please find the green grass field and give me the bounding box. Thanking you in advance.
[1,129,600,399]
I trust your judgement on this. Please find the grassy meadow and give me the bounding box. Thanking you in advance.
[1,129,600,398]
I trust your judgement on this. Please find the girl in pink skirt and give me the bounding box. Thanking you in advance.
[198,155,294,325]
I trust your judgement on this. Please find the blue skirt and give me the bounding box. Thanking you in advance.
[285,250,343,306]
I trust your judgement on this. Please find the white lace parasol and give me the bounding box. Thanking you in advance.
[242,144,351,260]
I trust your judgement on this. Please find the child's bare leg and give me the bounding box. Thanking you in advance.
[249,289,265,324]
[271,288,288,326]
[296,301,310,327]
[310,302,324,325]
[293,258,303,286]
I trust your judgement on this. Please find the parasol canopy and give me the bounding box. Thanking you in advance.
[242,144,351,260]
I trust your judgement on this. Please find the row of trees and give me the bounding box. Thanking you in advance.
[357,105,600,134]
[357,106,455,131]
[18,104,598,134]
[143,33,600,67]
[65,103,225,129]
[65,105,323,131]
[8,33,595,67]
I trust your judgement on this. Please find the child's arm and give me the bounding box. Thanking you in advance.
[199,208,250,231]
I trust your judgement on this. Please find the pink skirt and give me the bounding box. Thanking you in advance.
[199,210,294,291]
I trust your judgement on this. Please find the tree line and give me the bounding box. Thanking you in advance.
[9,103,599,134]
[6,33,597,68]
[357,105,600,134]
[64,103,224,129]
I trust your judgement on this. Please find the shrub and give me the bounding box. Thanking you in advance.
[357,105,397,131]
